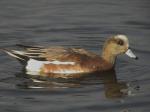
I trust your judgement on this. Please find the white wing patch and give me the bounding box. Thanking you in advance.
[26,59,76,75]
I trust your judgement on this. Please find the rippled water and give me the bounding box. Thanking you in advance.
[0,0,150,112]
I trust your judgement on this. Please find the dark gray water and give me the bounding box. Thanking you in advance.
[0,0,150,112]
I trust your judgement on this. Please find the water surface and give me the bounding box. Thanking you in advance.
[0,0,150,112]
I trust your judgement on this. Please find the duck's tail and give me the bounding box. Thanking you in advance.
[0,44,46,65]
[0,48,29,64]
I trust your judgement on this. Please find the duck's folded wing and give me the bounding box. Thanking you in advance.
[40,47,98,62]
[14,45,69,61]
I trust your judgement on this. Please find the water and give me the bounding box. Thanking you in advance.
[0,0,150,112]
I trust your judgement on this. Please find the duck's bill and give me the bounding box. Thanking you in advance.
[125,49,138,60]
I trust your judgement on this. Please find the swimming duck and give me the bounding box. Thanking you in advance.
[1,34,138,78]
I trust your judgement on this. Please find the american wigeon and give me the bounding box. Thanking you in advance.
[1,34,138,78]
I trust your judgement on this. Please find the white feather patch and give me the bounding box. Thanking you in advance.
[52,70,83,74]
[12,50,25,55]
[115,34,129,48]
[5,51,24,60]
[26,59,75,75]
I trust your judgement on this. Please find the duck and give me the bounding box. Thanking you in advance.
[1,34,138,78]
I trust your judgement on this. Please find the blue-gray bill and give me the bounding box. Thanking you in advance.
[125,49,138,60]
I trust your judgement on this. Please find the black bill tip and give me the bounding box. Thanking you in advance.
[135,56,139,60]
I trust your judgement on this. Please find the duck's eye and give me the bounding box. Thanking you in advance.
[117,40,124,46]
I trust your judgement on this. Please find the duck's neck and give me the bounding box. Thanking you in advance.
[101,48,117,65]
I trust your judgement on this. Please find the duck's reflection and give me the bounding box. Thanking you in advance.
[16,70,128,99]
[98,70,127,99]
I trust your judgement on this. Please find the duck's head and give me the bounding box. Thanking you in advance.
[102,34,138,64]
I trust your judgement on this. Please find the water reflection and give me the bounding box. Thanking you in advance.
[100,70,127,99]
[16,69,129,99]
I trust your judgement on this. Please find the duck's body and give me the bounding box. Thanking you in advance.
[35,47,113,73]
[1,35,137,78]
